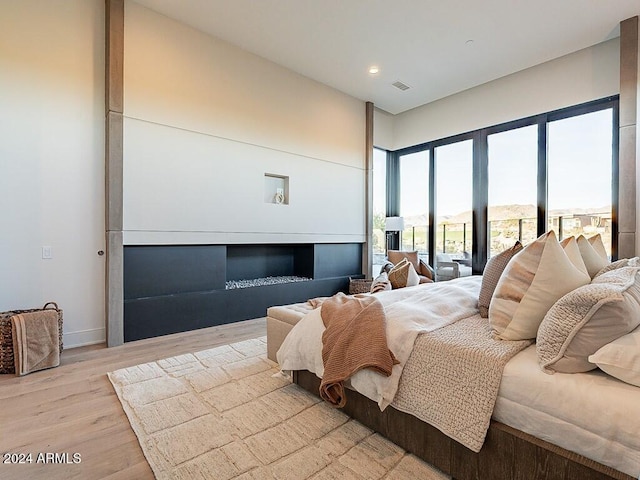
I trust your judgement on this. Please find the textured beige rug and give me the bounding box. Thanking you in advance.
[108,336,449,480]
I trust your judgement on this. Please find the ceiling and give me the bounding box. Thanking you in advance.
[133,0,640,115]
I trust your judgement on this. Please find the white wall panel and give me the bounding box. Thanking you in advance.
[123,118,364,243]
[123,2,366,244]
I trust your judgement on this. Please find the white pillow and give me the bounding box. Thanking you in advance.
[560,236,589,277]
[576,235,608,278]
[489,231,591,341]
[589,327,640,387]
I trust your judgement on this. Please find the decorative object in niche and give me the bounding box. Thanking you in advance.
[264,173,289,205]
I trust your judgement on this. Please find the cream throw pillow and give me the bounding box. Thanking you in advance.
[388,258,420,289]
[537,266,640,373]
[489,231,590,341]
[589,327,640,387]
[577,234,608,278]
[559,237,589,277]
[588,234,609,261]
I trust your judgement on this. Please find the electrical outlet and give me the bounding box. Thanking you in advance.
[42,246,53,259]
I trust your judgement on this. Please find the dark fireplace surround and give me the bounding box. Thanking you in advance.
[123,243,362,342]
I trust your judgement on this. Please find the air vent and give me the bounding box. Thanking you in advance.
[392,81,410,91]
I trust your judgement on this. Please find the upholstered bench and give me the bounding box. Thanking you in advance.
[266,301,318,362]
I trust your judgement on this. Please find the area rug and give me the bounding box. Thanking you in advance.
[108,336,449,480]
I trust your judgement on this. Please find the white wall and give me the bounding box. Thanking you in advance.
[0,0,106,347]
[123,2,366,245]
[390,38,620,149]
[373,108,395,150]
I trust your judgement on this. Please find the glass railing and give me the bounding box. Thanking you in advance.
[392,211,612,261]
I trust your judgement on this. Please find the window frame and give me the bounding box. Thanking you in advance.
[377,95,619,274]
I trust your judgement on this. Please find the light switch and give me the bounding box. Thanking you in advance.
[42,246,53,259]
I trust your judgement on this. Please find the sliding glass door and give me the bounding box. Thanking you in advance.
[547,108,614,257]
[399,150,429,259]
[372,148,387,270]
[435,140,473,262]
[487,125,538,257]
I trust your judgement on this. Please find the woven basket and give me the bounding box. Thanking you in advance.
[0,302,63,374]
[348,278,373,295]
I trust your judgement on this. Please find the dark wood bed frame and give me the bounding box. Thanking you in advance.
[293,370,634,480]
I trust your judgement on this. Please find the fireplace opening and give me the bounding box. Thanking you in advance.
[226,244,314,285]
[225,275,312,290]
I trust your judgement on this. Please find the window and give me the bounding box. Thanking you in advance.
[435,140,473,259]
[372,148,387,265]
[547,109,614,258]
[487,125,538,257]
[380,97,618,277]
[399,150,429,258]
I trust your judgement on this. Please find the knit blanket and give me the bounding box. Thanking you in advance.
[319,293,398,407]
[392,314,531,452]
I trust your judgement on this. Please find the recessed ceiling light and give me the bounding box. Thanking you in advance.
[368,66,380,75]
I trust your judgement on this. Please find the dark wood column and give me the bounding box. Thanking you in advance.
[363,102,374,278]
[106,0,124,346]
[618,16,639,258]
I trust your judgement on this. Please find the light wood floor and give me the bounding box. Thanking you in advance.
[0,318,266,480]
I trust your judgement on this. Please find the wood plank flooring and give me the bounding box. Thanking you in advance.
[0,318,266,480]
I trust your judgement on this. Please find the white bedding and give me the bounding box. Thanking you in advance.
[277,275,482,409]
[494,345,640,478]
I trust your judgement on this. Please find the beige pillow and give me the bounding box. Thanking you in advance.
[387,250,420,271]
[559,237,589,277]
[589,327,640,387]
[577,235,608,278]
[588,234,609,261]
[537,266,640,374]
[370,272,392,293]
[489,231,590,341]
[388,259,419,289]
[478,241,523,318]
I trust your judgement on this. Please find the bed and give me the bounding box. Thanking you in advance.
[272,235,640,480]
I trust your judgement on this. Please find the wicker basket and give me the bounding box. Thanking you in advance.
[348,278,373,295]
[0,302,63,374]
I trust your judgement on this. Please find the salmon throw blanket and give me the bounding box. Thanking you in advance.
[320,293,398,407]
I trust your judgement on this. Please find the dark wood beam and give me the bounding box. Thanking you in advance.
[105,0,124,347]
[364,102,374,277]
[618,16,639,258]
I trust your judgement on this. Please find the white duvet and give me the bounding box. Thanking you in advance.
[277,275,482,409]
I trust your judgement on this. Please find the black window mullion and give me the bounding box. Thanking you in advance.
[537,116,548,237]
[611,103,620,261]
[428,147,436,268]
[473,130,488,274]
[386,150,400,217]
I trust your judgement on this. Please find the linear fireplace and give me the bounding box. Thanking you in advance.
[123,243,362,341]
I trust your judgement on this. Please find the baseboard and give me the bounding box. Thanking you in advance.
[63,327,105,348]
